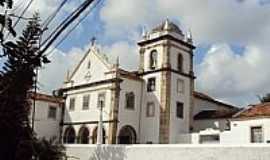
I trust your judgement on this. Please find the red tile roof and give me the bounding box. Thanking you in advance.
[29,92,63,104]
[234,102,270,119]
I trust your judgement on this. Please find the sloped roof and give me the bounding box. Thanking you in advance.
[194,110,238,120]
[68,46,112,81]
[193,91,238,109]
[233,102,270,119]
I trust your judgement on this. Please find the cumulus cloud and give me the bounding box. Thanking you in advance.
[195,44,270,106]
[38,47,86,94]
[100,0,270,45]
[99,0,270,106]
[103,41,138,70]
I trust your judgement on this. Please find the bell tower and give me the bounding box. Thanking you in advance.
[138,19,196,143]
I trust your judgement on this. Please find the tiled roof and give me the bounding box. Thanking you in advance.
[152,19,183,35]
[29,92,63,104]
[193,91,238,109]
[194,110,238,120]
[233,102,270,119]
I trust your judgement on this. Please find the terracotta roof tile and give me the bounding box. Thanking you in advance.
[234,102,270,119]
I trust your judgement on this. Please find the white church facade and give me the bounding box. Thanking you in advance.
[55,19,240,144]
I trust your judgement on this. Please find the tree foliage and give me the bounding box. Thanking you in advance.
[34,137,66,160]
[259,93,270,103]
[0,0,16,41]
[0,13,51,160]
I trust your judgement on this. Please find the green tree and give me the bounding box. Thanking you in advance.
[33,137,65,160]
[0,13,50,160]
[259,93,270,103]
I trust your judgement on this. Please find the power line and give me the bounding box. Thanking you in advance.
[5,0,35,40]
[42,0,69,29]
[40,0,89,46]
[40,0,96,54]
[45,0,102,56]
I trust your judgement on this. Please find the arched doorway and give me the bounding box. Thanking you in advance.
[78,126,89,144]
[118,125,137,144]
[63,126,76,144]
[92,127,106,144]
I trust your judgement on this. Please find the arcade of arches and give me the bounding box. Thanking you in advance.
[63,125,137,144]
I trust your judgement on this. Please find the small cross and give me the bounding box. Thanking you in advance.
[91,37,96,46]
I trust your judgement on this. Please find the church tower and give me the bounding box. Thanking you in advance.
[138,19,196,143]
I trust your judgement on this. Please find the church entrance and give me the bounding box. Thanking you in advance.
[118,125,136,144]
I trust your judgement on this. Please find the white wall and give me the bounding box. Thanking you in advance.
[117,77,143,143]
[222,118,270,144]
[140,72,161,144]
[30,100,61,140]
[65,144,270,160]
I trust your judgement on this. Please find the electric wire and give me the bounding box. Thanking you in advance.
[40,0,89,47]
[5,0,35,40]
[40,0,95,54]
[42,0,69,29]
[45,0,102,56]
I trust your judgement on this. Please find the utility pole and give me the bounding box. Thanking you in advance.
[97,98,104,144]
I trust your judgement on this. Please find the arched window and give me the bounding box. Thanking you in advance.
[125,92,135,110]
[63,126,76,144]
[177,54,183,72]
[92,127,106,144]
[118,125,137,144]
[149,50,157,69]
[78,127,90,144]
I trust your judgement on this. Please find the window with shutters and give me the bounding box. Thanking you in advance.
[69,98,75,111]
[251,126,263,143]
[82,95,90,110]
[125,92,135,110]
[48,106,57,119]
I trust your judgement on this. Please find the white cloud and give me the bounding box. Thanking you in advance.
[100,0,270,45]
[103,41,138,70]
[99,0,270,106]
[38,47,85,94]
[195,43,270,106]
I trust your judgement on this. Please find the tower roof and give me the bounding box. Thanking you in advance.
[152,19,183,35]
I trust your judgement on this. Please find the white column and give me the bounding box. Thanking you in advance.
[97,100,104,144]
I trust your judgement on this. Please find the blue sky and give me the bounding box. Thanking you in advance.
[2,0,270,107]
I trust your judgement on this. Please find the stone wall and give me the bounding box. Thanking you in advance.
[65,144,270,160]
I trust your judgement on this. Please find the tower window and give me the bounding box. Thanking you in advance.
[177,54,183,72]
[125,92,135,110]
[177,79,184,93]
[146,102,155,117]
[147,78,156,92]
[176,102,184,118]
[149,50,157,70]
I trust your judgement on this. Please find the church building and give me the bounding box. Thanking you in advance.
[58,19,238,144]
